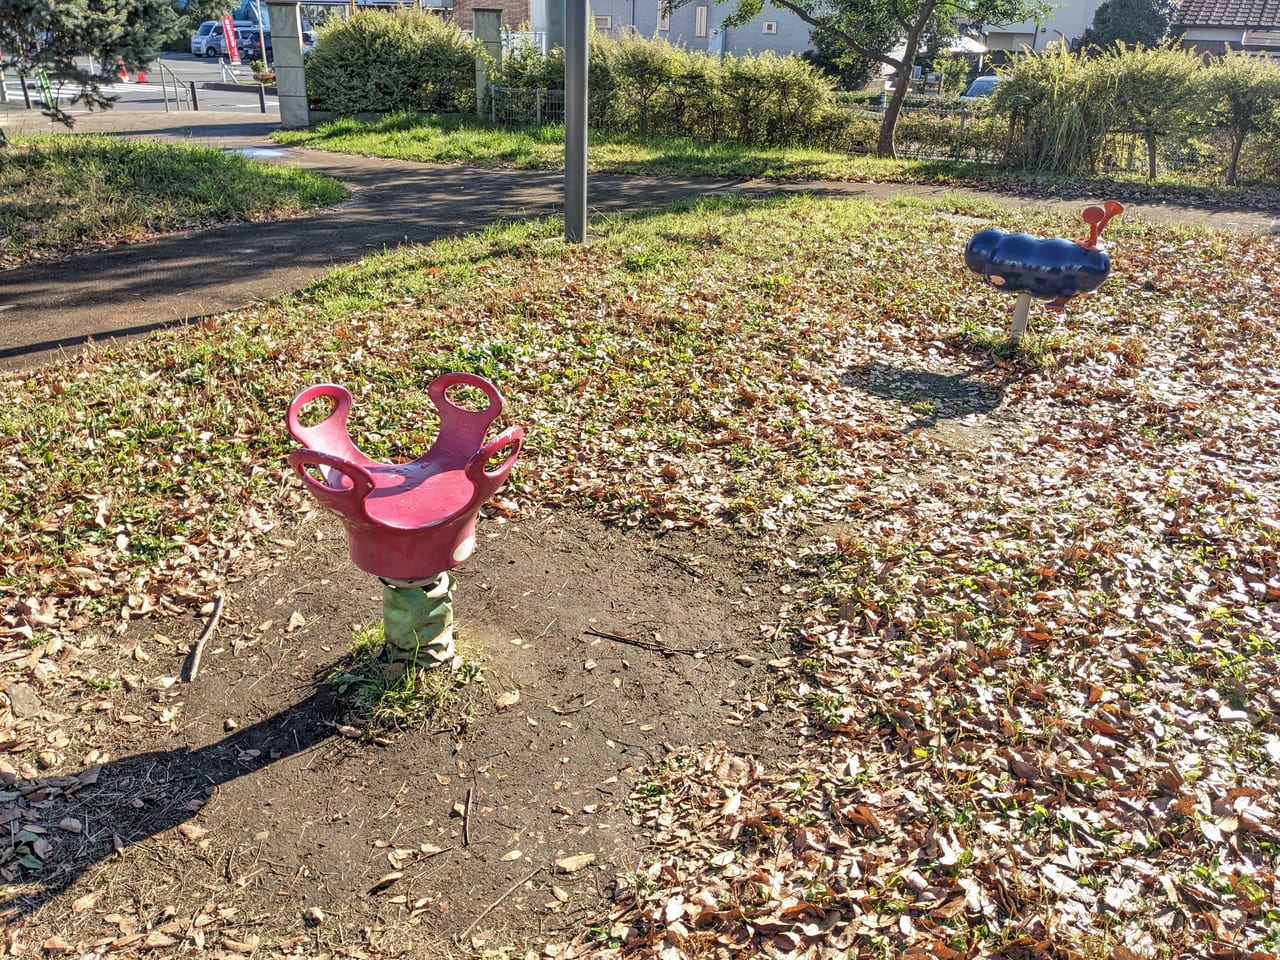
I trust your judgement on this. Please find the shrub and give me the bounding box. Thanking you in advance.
[496,34,835,149]
[1200,50,1280,185]
[1097,42,1206,179]
[306,10,478,115]
[931,52,970,99]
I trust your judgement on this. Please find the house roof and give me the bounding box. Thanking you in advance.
[1172,0,1280,29]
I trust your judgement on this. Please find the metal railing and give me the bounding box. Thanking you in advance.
[157,61,198,112]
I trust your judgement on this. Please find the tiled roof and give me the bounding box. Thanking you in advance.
[1173,0,1280,28]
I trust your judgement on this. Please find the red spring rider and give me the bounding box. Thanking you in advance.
[287,373,523,670]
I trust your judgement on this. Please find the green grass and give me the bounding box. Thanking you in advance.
[0,134,347,267]
[329,622,484,734]
[272,111,1280,206]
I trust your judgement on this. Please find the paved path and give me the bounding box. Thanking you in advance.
[2,110,1277,372]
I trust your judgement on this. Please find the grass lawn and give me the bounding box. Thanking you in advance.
[0,134,347,268]
[272,112,1280,208]
[1,193,1278,955]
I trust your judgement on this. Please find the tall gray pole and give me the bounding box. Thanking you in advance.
[564,0,588,244]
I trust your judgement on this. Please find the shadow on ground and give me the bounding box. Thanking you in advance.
[842,359,1007,431]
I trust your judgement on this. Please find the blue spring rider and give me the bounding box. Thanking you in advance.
[965,200,1123,342]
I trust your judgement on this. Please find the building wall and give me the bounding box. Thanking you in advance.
[584,0,816,58]
[453,0,531,31]
[984,0,1107,51]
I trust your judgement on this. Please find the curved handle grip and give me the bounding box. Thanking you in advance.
[466,425,524,488]
[429,372,503,422]
[288,449,376,507]
[287,384,355,450]
[428,373,505,462]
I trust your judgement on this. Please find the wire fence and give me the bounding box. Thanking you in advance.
[486,85,1276,183]
[489,85,565,127]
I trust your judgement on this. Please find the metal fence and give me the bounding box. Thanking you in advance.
[485,84,1276,183]
[489,85,565,127]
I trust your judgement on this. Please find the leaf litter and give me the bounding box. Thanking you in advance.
[1,195,1278,957]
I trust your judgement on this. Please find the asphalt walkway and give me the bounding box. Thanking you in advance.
[2,109,1277,372]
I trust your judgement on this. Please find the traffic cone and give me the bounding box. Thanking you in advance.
[116,57,130,83]
[136,67,147,83]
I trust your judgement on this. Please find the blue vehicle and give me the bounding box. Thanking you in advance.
[960,75,1000,101]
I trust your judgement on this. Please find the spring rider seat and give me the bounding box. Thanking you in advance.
[964,200,1124,343]
[287,373,523,670]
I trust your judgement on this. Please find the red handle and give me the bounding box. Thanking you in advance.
[287,384,371,467]
[287,449,375,504]
[466,426,524,486]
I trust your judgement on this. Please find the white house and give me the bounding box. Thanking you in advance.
[982,0,1108,54]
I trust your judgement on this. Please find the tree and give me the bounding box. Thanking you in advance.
[0,0,178,135]
[1076,0,1173,52]
[1202,49,1280,186]
[801,16,894,91]
[1101,42,1204,179]
[695,0,1046,157]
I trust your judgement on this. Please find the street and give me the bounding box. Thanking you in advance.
[1,53,278,120]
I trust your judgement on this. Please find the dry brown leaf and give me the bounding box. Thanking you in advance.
[554,853,595,873]
[369,871,404,894]
[495,689,521,709]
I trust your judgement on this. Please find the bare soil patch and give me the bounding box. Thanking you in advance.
[2,510,794,957]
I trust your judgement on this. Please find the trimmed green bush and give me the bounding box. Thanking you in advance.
[495,34,835,149]
[306,10,478,115]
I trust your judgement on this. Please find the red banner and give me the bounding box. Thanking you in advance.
[220,15,241,64]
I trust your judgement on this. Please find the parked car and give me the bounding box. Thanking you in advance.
[960,75,1001,101]
[190,20,257,58]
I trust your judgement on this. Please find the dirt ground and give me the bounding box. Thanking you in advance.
[2,509,797,957]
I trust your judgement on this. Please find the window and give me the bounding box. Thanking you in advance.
[657,6,670,31]
[762,20,777,34]
[594,15,612,30]
[694,5,707,37]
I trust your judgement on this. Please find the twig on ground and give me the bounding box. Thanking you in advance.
[583,627,698,657]
[463,786,474,848]
[457,866,542,943]
[183,594,224,683]
[658,552,702,578]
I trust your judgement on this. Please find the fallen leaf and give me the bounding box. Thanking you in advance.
[555,853,595,873]
[370,871,404,894]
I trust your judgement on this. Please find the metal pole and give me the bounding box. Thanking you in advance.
[259,82,267,113]
[1010,292,1032,343]
[189,80,200,111]
[564,0,588,244]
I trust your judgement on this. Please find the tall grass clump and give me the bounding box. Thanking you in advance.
[993,43,1115,173]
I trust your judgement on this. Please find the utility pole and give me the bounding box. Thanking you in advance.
[564,0,588,243]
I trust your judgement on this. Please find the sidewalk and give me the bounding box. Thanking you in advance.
[2,109,1277,372]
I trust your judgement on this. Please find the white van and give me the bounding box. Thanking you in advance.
[190,20,258,57]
